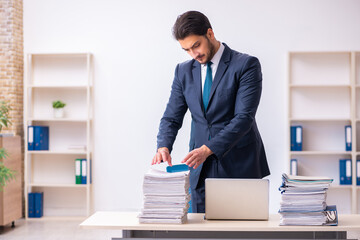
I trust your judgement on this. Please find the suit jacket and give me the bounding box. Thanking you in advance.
[157,43,270,190]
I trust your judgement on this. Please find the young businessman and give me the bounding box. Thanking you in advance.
[152,11,270,213]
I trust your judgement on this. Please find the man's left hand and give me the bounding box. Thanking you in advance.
[181,145,213,169]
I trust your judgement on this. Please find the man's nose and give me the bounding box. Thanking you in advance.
[189,49,198,58]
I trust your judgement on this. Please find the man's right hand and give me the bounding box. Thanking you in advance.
[151,147,172,166]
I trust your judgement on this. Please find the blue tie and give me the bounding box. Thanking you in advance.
[203,62,213,112]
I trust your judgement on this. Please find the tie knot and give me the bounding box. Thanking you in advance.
[207,61,213,67]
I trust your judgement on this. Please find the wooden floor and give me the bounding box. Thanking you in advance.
[0,218,123,240]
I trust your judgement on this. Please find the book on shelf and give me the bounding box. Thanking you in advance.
[75,158,91,184]
[339,159,352,185]
[34,192,44,218]
[81,159,87,184]
[28,192,43,218]
[75,158,82,184]
[28,126,49,151]
[357,160,360,186]
[345,125,352,151]
[290,126,302,151]
[28,193,35,218]
[68,144,87,151]
[290,159,298,176]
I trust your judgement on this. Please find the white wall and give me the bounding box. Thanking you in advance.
[23,0,360,213]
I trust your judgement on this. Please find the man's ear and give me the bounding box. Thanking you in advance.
[207,28,214,40]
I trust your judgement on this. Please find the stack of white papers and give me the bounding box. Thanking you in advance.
[279,173,335,226]
[138,169,190,224]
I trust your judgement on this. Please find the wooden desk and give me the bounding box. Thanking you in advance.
[80,212,360,239]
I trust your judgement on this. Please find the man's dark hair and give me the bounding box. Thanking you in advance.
[172,11,212,40]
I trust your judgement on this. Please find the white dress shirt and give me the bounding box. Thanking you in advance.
[201,42,225,93]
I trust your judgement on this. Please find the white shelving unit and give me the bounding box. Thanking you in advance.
[24,53,93,219]
[288,51,360,214]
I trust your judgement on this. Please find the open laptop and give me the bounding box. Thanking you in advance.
[205,178,269,220]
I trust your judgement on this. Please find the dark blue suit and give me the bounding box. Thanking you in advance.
[157,43,270,212]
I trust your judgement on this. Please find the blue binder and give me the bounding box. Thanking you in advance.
[34,192,44,218]
[295,126,302,151]
[290,126,302,151]
[345,125,352,151]
[28,126,35,150]
[290,159,298,175]
[339,159,352,185]
[81,159,87,184]
[166,164,192,213]
[28,192,35,218]
[34,126,49,151]
[290,126,296,151]
[357,160,360,186]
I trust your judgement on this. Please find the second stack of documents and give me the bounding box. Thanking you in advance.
[279,173,337,226]
[138,169,190,224]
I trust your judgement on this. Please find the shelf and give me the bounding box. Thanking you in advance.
[289,52,350,86]
[289,51,352,54]
[290,151,352,156]
[28,85,90,89]
[290,87,350,119]
[29,183,88,188]
[288,51,359,214]
[290,118,351,122]
[26,150,87,155]
[29,52,90,57]
[29,88,90,120]
[27,216,87,221]
[290,84,350,88]
[28,118,90,123]
[25,52,93,219]
[330,184,353,189]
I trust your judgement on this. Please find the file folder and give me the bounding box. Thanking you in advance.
[345,125,352,151]
[339,159,352,185]
[28,192,35,218]
[28,126,34,150]
[75,158,82,184]
[34,126,49,151]
[295,126,302,151]
[34,192,44,218]
[81,159,87,184]
[290,126,302,151]
[290,126,296,151]
[290,159,298,175]
[166,164,189,173]
[325,205,338,226]
[357,160,360,186]
[89,159,92,184]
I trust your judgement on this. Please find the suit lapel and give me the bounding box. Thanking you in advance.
[192,61,204,113]
[208,44,231,109]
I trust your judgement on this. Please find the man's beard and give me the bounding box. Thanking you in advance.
[205,36,216,63]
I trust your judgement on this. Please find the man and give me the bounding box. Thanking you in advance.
[152,11,270,213]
